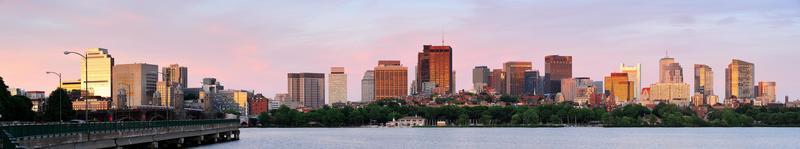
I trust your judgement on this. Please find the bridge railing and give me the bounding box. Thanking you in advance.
[0,119,239,148]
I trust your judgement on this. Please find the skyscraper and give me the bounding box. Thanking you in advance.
[726,59,755,99]
[694,64,714,99]
[490,69,506,94]
[523,70,542,96]
[329,67,347,104]
[757,81,776,105]
[374,60,408,100]
[545,55,572,94]
[288,73,325,109]
[504,61,532,96]
[604,73,633,105]
[112,63,158,108]
[659,57,683,83]
[162,64,188,89]
[415,45,454,95]
[620,64,641,99]
[82,48,114,97]
[472,66,491,93]
[361,70,375,102]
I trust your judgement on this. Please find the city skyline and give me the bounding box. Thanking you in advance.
[1,1,798,101]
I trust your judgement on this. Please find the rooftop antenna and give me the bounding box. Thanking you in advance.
[666,49,669,58]
[441,32,445,46]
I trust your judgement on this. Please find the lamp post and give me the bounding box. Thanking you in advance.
[46,71,63,122]
[64,51,89,121]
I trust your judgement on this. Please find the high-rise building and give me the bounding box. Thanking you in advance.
[620,64,641,99]
[112,63,158,108]
[757,81,776,105]
[288,73,325,109]
[232,90,253,115]
[162,64,188,89]
[361,70,375,103]
[523,70,542,96]
[604,73,633,105]
[504,61,533,96]
[490,69,506,94]
[726,59,755,100]
[472,66,491,93]
[156,80,184,109]
[329,67,347,104]
[82,48,114,97]
[415,45,454,95]
[694,64,714,97]
[659,57,683,83]
[545,55,572,94]
[694,64,715,105]
[563,77,594,105]
[374,60,408,100]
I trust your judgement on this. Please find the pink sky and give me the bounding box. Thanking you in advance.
[1,1,798,101]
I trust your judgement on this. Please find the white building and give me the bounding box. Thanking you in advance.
[329,67,348,104]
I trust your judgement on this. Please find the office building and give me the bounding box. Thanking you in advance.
[81,48,114,97]
[726,59,755,99]
[288,73,325,109]
[250,94,269,116]
[490,69,506,94]
[329,67,347,104]
[112,63,158,108]
[472,66,491,93]
[757,81,776,105]
[361,70,375,102]
[620,64,641,99]
[374,60,408,100]
[523,70,542,96]
[504,61,533,96]
[544,55,572,95]
[649,83,691,107]
[162,64,188,89]
[659,57,683,83]
[415,45,454,95]
[604,73,633,105]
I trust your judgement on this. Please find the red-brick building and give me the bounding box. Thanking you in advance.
[249,94,270,116]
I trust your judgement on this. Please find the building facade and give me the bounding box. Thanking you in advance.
[162,64,188,89]
[694,64,715,105]
[112,63,158,108]
[288,73,326,110]
[416,45,454,95]
[726,59,755,100]
[504,61,532,96]
[757,81,776,105]
[374,60,407,100]
[649,83,691,106]
[659,57,684,83]
[361,70,375,103]
[620,64,641,99]
[523,70,542,96]
[604,73,633,105]
[82,48,114,97]
[472,66,491,93]
[490,69,506,94]
[545,55,572,95]
[329,67,347,104]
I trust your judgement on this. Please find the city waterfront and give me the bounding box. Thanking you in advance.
[199,128,800,149]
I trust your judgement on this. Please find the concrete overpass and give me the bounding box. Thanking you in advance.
[0,119,240,148]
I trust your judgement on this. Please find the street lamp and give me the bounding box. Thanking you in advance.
[46,71,64,122]
[64,50,89,121]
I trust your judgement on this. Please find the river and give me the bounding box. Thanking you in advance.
[197,127,800,149]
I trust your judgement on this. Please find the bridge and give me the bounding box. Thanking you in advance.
[0,119,240,149]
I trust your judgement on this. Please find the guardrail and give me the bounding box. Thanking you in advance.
[0,119,239,148]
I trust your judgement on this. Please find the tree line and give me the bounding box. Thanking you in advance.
[258,98,800,127]
[0,76,76,122]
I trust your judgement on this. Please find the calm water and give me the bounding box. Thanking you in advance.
[198,128,800,149]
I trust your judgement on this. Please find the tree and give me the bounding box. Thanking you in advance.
[457,113,469,126]
[499,95,519,104]
[0,76,10,119]
[43,88,76,122]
